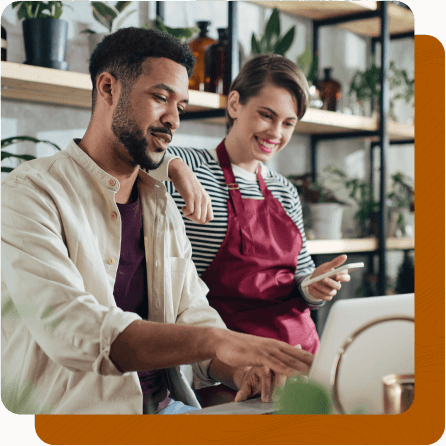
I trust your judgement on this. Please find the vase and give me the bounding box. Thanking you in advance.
[188,21,217,91]
[22,18,68,70]
[310,203,344,240]
[204,28,229,95]
[315,68,341,112]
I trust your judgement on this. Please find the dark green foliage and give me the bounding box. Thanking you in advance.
[12,2,64,20]
[275,376,331,414]
[251,8,295,57]
[1,136,61,173]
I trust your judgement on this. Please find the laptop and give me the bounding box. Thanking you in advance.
[189,293,414,415]
[308,293,414,414]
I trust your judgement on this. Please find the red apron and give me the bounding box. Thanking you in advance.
[201,140,319,353]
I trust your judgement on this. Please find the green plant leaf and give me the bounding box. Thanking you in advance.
[113,9,136,32]
[251,34,261,55]
[1,151,36,162]
[115,1,131,13]
[2,167,15,173]
[1,136,62,151]
[154,17,199,42]
[265,8,281,40]
[92,2,118,31]
[297,45,313,77]
[276,376,331,414]
[273,26,295,56]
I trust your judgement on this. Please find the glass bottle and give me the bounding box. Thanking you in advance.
[204,28,229,95]
[188,21,217,91]
[315,68,342,112]
[1,25,7,61]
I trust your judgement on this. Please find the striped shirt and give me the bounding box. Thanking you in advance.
[163,146,317,296]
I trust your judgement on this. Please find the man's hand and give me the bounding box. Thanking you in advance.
[212,330,314,379]
[233,366,287,403]
[168,158,213,224]
[307,254,351,301]
[232,345,304,403]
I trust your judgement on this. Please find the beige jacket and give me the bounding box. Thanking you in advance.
[1,140,225,414]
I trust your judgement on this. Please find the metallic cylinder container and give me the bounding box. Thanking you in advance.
[383,374,414,414]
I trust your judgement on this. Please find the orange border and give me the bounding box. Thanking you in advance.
[33,35,444,446]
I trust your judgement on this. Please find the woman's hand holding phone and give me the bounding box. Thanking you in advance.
[302,254,356,301]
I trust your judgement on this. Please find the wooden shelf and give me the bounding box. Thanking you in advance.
[306,237,414,255]
[248,1,414,37]
[204,108,414,142]
[1,62,226,112]
[1,62,414,141]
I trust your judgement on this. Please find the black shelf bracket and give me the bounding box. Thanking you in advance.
[181,109,226,121]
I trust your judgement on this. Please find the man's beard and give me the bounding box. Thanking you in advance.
[111,92,167,171]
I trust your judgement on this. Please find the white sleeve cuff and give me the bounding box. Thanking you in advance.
[300,275,324,305]
[148,154,180,182]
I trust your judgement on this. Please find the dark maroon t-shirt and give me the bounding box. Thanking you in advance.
[114,187,170,412]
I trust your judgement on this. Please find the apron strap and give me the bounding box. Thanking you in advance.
[216,140,255,255]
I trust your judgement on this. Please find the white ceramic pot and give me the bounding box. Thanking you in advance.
[310,203,344,240]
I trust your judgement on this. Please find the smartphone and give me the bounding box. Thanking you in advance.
[301,262,364,287]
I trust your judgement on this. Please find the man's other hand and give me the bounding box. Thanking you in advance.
[168,158,213,224]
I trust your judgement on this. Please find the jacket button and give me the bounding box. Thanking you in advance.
[108,257,115,265]
[111,212,118,219]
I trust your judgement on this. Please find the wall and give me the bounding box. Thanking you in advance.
[1,1,414,332]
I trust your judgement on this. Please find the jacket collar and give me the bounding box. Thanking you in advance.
[66,139,157,193]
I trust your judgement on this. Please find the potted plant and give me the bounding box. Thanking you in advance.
[348,60,381,116]
[1,136,61,173]
[12,1,69,70]
[349,60,414,120]
[82,1,135,55]
[387,171,414,237]
[388,61,414,123]
[144,17,199,43]
[288,169,348,240]
[297,45,318,86]
[251,8,295,57]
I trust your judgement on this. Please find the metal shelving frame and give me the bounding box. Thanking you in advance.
[311,2,414,295]
[155,1,414,296]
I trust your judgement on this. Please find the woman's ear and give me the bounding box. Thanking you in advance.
[95,72,120,108]
[226,90,241,121]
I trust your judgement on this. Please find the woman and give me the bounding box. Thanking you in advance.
[154,54,350,403]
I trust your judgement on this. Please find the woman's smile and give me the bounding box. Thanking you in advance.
[255,136,279,153]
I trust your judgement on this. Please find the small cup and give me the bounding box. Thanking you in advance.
[383,374,414,414]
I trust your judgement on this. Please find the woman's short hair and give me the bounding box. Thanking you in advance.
[226,53,310,126]
[89,27,195,110]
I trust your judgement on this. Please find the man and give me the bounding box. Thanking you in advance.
[1,27,313,415]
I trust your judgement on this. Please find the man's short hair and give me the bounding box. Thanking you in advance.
[89,27,195,109]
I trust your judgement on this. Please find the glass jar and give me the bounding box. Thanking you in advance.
[315,68,342,112]
[188,21,217,91]
[204,28,228,95]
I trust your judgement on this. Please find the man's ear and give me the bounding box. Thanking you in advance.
[226,90,241,121]
[95,72,120,108]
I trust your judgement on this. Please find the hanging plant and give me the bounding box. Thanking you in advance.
[251,8,295,57]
